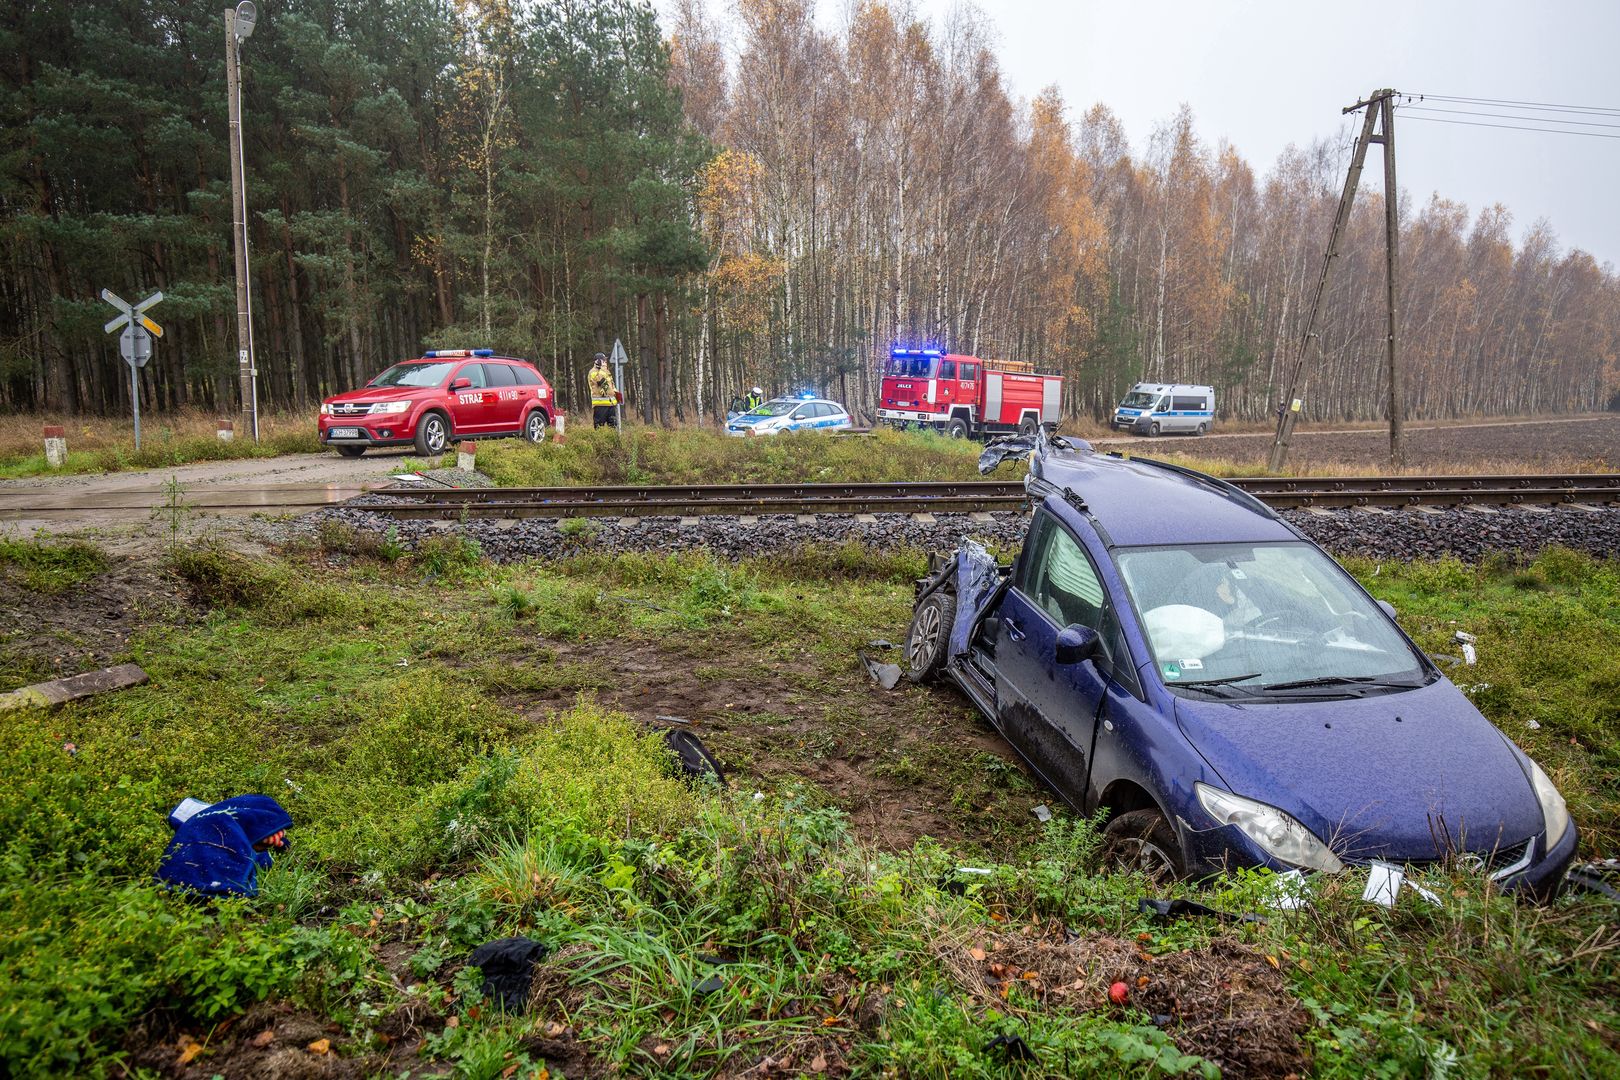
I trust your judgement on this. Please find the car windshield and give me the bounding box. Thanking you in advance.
[369,361,455,388]
[747,399,799,417]
[885,356,937,378]
[1121,392,1159,408]
[1114,542,1428,697]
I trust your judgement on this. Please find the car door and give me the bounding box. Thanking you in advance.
[448,362,493,433]
[483,362,524,430]
[993,510,1124,808]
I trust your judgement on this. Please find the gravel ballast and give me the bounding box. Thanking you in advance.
[299,497,1620,564]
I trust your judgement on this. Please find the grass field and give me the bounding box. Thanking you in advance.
[0,410,323,478]
[1,534,1615,1077]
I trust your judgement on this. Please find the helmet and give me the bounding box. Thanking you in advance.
[751,386,762,395]
[593,352,607,361]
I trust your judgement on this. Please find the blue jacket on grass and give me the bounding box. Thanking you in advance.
[155,794,293,899]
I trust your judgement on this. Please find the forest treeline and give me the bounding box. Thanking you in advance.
[3,0,1618,422]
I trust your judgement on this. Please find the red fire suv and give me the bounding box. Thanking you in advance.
[877,346,1062,438]
[318,349,559,457]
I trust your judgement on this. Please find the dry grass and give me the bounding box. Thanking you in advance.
[0,408,322,476]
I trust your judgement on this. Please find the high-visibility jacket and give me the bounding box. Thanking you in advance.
[745,393,763,410]
[588,367,617,407]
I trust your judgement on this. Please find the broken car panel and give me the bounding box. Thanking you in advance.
[906,428,1576,897]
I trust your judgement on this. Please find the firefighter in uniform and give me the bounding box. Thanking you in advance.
[589,352,617,428]
[745,386,764,411]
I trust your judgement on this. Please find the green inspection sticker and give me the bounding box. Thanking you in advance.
[1163,662,1181,679]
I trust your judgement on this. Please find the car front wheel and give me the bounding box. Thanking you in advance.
[1148,421,1161,437]
[905,589,956,682]
[523,410,547,443]
[947,418,969,439]
[414,412,449,456]
[1102,809,1185,883]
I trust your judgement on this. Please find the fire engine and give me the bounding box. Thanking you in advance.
[877,346,1063,438]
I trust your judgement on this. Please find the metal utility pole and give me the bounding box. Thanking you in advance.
[1269,89,1404,471]
[225,3,260,441]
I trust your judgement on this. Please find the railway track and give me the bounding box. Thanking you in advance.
[353,472,1620,519]
[2,473,1616,522]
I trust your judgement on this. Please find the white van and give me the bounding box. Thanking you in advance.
[1111,383,1215,437]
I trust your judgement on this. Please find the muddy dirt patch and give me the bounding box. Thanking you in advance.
[497,635,1043,853]
[945,924,1310,1079]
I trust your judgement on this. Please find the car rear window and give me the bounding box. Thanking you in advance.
[513,366,541,386]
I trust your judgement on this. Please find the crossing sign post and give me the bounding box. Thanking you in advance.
[102,289,164,450]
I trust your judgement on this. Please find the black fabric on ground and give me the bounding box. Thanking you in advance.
[466,936,550,1012]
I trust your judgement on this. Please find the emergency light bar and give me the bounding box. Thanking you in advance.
[890,346,944,357]
[423,349,496,358]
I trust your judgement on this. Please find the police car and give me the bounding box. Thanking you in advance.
[725,395,853,437]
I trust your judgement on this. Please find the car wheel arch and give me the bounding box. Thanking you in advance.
[1097,778,1164,824]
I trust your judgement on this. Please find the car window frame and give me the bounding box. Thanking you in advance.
[456,362,489,389]
[513,366,542,386]
[1011,510,1139,693]
[485,363,517,388]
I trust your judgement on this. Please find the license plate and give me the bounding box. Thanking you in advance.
[329,427,361,438]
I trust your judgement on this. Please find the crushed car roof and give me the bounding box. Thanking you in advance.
[1034,448,1299,547]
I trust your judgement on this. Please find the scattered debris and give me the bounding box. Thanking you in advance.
[0,662,149,712]
[985,1033,1037,1061]
[1262,869,1312,912]
[1526,719,1541,730]
[1138,897,1264,925]
[1454,630,1479,665]
[663,728,727,788]
[654,714,691,726]
[691,974,724,995]
[1362,861,1441,907]
[860,651,903,690]
[1565,860,1620,901]
[1031,803,1052,823]
[865,639,896,650]
[466,936,550,1013]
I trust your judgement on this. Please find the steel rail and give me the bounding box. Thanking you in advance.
[346,474,1620,519]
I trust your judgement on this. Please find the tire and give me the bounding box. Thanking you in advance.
[414,411,449,456]
[1102,808,1186,883]
[1018,417,1038,436]
[523,409,547,444]
[1196,422,1207,436]
[1148,421,1161,438]
[905,589,957,683]
[335,445,365,458]
[947,417,970,440]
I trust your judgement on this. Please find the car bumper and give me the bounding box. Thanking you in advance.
[1177,816,1578,899]
[318,415,418,447]
[877,409,943,424]
[1111,416,1150,433]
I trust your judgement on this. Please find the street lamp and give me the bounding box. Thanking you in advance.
[226,2,260,440]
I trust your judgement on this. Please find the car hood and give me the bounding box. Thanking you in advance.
[728,413,785,427]
[1175,679,1542,861]
[325,386,433,404]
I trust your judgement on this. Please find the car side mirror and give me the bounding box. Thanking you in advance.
[1376,600,1397,621]
[1055,624,1101,665]
[450,377,472,391]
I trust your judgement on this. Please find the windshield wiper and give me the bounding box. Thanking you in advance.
[1176,672,1262,687]
[1171,672,1263,697]
[1260,674,1422,692]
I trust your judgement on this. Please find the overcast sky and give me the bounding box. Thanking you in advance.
[669,0,1620,267]
[905,0,1620,266]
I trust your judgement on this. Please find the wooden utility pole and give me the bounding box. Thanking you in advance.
[1269,89,1404,471]
[224,8,258,440]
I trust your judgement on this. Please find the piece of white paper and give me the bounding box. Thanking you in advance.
[1363,861,1402,907]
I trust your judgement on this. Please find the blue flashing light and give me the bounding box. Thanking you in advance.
[422,350,439,358]
[800,391,817,399]
[889,344,946,357]
[473,348,495,357]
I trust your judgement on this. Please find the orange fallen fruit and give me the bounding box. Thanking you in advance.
[1108,981,1129,1005]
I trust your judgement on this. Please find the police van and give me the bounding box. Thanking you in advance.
[1111,383,1215,437]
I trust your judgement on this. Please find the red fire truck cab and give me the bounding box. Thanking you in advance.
[877,346,1062,439]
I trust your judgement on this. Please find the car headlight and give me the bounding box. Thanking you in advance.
[370,401,411,415]
[320,403,332,415]
[1196,783,1344,872]
[1524,757,1570,845]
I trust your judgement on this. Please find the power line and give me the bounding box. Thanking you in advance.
[1400,104,1620,131]
[1412,93,1620,117]
[1397,113,1620,140]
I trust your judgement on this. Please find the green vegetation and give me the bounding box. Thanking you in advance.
[0,544,1614,1076]
[481,426,1007,486]
[0,535,109,594]
[0,427,325,479]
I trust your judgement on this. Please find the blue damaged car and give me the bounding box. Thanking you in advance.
[904,430,1576,898]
